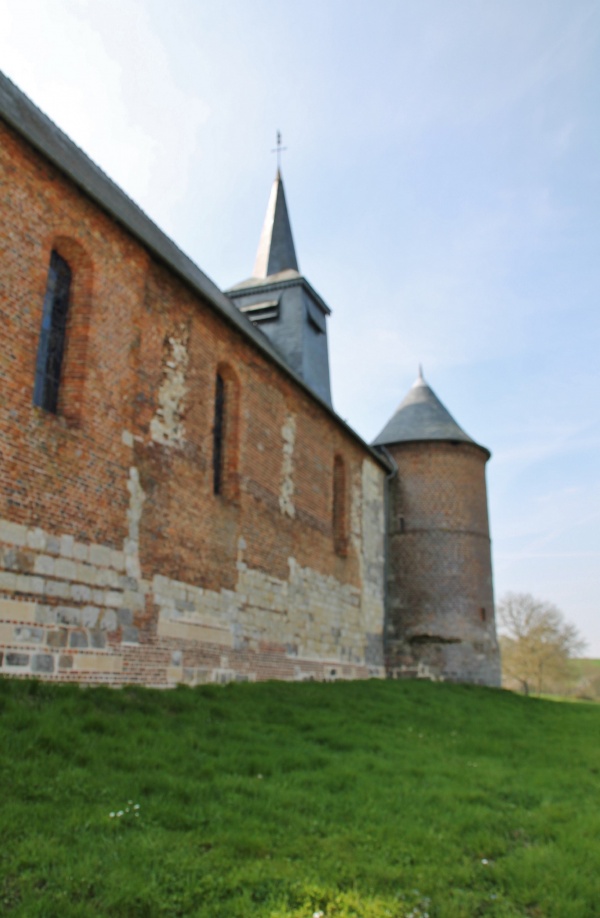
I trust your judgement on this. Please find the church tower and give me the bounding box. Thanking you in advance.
[227,171,332,405]
[374,370,501,686]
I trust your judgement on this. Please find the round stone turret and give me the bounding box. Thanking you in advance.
[374,370,501,686]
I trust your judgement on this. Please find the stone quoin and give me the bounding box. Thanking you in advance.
[0,72,500,687]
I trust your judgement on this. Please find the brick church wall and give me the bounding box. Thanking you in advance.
[0,118,386,686]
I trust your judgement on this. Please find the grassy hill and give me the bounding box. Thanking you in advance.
[1,678,599,918]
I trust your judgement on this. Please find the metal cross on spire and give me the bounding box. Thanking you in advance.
[271,131,287,171]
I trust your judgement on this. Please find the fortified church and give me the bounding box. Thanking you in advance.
[0,73,501,687]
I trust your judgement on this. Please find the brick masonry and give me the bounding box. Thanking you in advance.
[0,116,386,686]
[385,441,501,685]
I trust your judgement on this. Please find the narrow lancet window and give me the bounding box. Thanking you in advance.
[213,372,225,495]
[333,454,348,556]
[33,251,72,413]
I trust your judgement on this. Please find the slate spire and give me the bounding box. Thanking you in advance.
[253,170,299,278]
[373,369,485,450]
[228,168,332,405]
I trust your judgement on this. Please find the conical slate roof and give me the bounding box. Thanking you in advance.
[373,369,485,450]
[253,170,299,278]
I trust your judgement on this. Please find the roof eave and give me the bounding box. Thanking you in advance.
[227,273,332,316]
[374,437,491,461]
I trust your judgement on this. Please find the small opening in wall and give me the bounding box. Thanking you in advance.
[212,364,240,501]
[480,607,487,622]
[332,454,348,556]
[34,250,72,413]
[213,373,225,495]
[399,516,405,533]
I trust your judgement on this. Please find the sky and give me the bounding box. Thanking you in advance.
[1,0,599,652]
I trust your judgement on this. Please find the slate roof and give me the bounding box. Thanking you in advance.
[0,70,389,470]
[373,370,489,456]
[253,170,299,277]
[227,268,332,316]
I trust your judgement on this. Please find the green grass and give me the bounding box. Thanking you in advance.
[1,679,599,917]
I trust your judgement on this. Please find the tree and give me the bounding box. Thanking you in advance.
[497,592,586,695]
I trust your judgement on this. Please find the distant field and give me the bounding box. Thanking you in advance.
[572,657,600,672]
[565,658,600,699]
[1,678,599,918]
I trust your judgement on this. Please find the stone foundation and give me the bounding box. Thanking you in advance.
[0,512,385,686]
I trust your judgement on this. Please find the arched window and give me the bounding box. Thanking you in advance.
[333,454,348,557]
[33,250,72,413]
[33,239,92,423]
[213,372,225,495]
[212,365,240,500]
